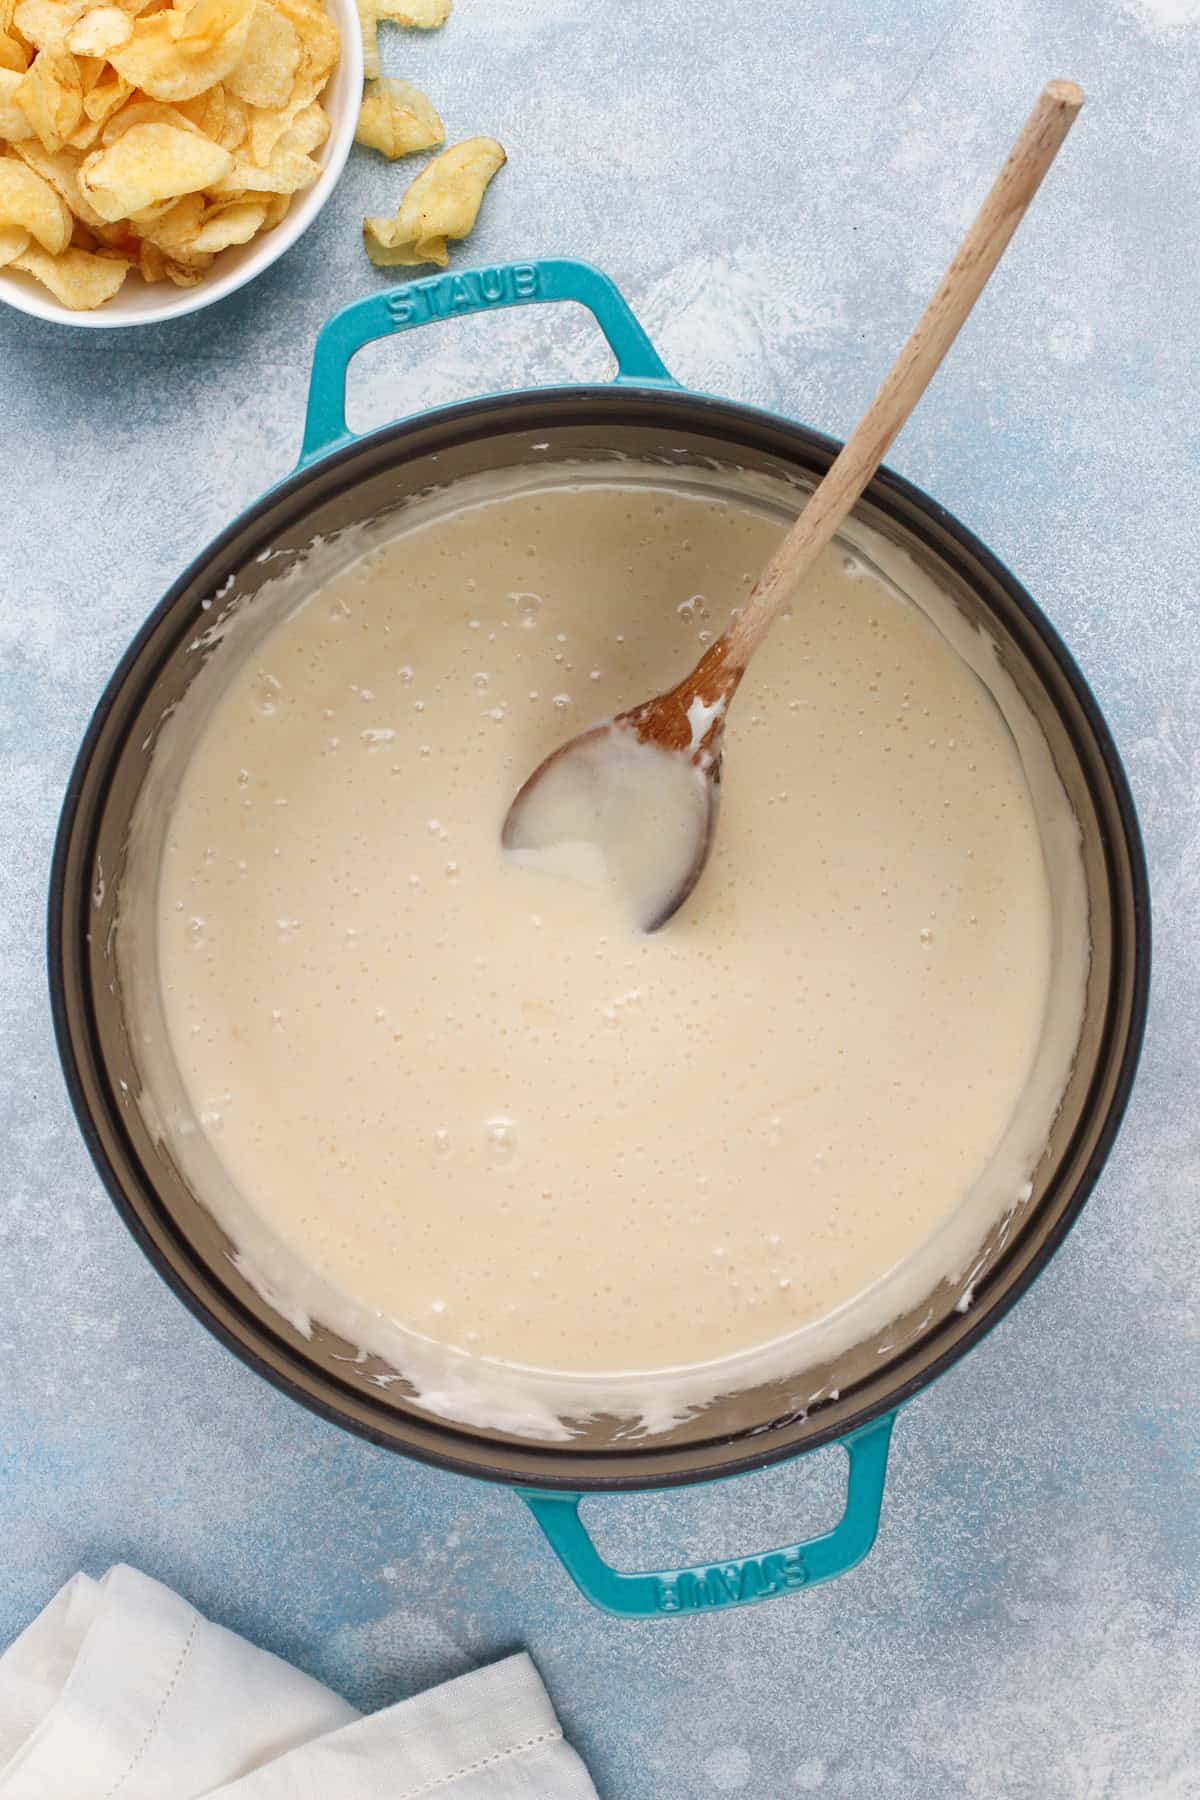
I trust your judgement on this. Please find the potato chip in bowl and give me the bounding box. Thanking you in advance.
[0,0,361,324]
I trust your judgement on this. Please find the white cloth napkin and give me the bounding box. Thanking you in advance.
[0,1566,597,1799]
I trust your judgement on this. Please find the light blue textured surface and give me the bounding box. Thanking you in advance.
[2,1,1198,1793]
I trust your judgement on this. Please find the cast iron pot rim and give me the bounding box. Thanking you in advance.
[47,381,1152,1493]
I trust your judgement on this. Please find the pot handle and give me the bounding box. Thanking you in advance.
[299,258,675,465]
[518,1411,896,1618]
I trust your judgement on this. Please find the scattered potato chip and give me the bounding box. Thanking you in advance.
[11,236,127,301]
[65,3,130,52]
[13,47,83,151]
[0,216,29,258]
[374,0,448,24]
[0,63,34,133]
[12,0,87,51]
[0,149,72,247]
[354,76,440,160]
[108,0,254,100]
[78,116,231,216]
[224,0,296,108]
[363,135,504,269]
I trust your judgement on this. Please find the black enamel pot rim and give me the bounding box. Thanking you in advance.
[48,380,1152,1493]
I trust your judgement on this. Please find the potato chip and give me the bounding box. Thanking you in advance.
[11,237,127,302]
[0,61,34,132]
[108,0,254,100]
[0,218,30,259]
[161,249,205,281]
[243,96,283,163]
[136,229,162,275]
[258,183,286,225]
[0,149,72,247]
[172,74,219,127]
[12,0,87,51]
[168,0,253,51]
[271,0,334,75]
[374,0,448,24]
[13,47,83,150]
[225,0,297,108]
[79,59,127,119]
[65,2,129,51]
[354,0,375,77]
[184,190,260,247]
[0,32,29,71]
[158,234,207,264]
[354,76,440,160]
[174,75,246,144]
[275,92,323,152]
[64,104,101,142]
[133,182,198,239]
[208,129,314,192]
[78,117,232,218]
[11,133,104,225]
[100,93,200,138]
[363,136,504,269]
[124,191,173,224]
[211,83,245,147]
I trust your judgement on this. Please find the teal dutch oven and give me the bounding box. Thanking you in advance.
[49,260,1149,1617]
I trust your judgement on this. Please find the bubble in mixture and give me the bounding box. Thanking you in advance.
[253,672,282,716]
[486,1117,516,1161]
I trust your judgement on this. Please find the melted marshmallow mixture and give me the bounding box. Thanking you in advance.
[155,479,1058,1376]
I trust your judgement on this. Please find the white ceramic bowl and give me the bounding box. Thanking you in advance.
[0,0,362,329]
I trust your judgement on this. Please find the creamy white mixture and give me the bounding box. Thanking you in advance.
[130,467,1087,1431]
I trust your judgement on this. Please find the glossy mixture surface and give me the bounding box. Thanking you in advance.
[155,477,1055,1376]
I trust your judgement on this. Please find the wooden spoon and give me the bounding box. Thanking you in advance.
[503,80,1084,930]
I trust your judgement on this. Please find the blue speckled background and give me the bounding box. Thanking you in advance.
[2,1,1198,1794]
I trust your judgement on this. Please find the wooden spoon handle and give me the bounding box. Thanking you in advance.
[722,78,1084,671]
